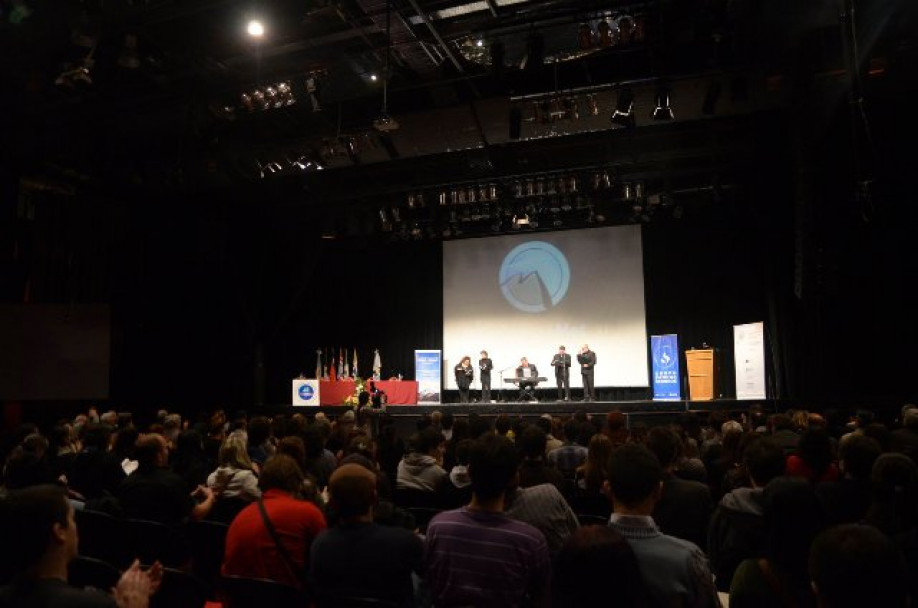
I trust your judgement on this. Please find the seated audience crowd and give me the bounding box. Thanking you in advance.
[0,402,916,607]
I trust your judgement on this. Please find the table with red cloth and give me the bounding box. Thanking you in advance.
[318,379,418,405]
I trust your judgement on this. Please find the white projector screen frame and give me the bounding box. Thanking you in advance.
[443,225,649,391]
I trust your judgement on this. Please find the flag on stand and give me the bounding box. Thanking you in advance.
[315,349,322,379]
[352,348,359,378]
[338,348,345,378]
[330,347,337,382]
[344,347,351,378]
[373,349,382,380]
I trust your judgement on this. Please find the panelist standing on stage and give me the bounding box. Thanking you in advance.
[478,350,493,403]
[515,357,539,402]
[578,344,597,401]
[454,356,474,403]
[551,345,572,401]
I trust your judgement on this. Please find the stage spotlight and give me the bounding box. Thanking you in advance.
[652,86,674,120]
[610,88,635,128]
[247,20,265,38]
[702,80,722,115]
[370,73,378,82]
[276,81,295,106]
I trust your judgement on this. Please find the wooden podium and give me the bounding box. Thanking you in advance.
[685,349,715,401]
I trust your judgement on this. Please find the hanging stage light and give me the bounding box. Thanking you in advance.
[610,88,635,128]
[652,86,674,120]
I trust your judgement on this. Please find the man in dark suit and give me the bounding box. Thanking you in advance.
[577,344,596,401]
[479,350,493,403]
[550,346,571,401]
[515,357,539,402]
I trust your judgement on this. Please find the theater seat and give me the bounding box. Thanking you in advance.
[219,575,307,608]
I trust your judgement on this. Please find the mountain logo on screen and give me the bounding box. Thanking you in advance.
[298,384,315,401]
[499,241,570,313]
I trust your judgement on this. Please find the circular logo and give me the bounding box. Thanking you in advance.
[298,384,315,401]
[499,241,570,313]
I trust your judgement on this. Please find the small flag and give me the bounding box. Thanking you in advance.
[315,349,322,379]
[373,348,382,380]
[352,348,359,378]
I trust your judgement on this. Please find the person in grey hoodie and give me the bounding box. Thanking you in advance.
[707,436,786,591]
[396,427,447,492]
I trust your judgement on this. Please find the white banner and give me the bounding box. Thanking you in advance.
[292,379,320,406]
[733,322,766,400]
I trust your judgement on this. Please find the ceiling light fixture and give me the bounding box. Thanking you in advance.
[247,20,265,38]
[652,86,674,120]
[610,88,635,127]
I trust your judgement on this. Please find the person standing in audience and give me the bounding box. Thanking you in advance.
[577,345,596,401]
[222,455,326,590]
[309,464,422,606]
[454,356,474,404]
[0,484,162,608]
[605,443,721,608]
[425,434,551,608]
[478,350,493,403]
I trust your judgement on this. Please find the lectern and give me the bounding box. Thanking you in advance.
[685,349,715,401]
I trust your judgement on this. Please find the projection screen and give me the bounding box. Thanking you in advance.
[443,225,649,392]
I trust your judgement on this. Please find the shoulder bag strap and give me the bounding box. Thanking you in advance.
[256,497,304,584]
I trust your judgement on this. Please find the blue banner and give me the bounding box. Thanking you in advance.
[415,349,442,404]
[651,334,682,401]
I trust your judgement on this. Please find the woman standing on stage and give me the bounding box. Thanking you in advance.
[455,356,474,403]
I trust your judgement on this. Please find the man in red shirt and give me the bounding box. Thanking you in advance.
[222,454,326,589]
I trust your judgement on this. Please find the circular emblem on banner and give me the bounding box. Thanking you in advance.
[298,384,315,401]
[498,241,570,313]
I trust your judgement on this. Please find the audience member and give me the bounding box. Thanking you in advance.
[552,525,649,608]
[171,430,209,492]
[517,426,565,492]
[606,443,720,608]
[309,464,422,606]
[729,477,825,607]
[547,419,588,481]
[118,434,214,524]
[786,428,839,483]
[769,415,800,455]
[646,426,714,549]
[69,423,125,501]
[575,433,613,494]
[864,452,918,536]
[535,416,562,454]
[816,434,881,525]
[890,404,918,462]
[0,484,161,608]
[222,454,326,590]
[708,436,785,591]
[809,524,909,608]
[425,434,551,608]
[396,427,446,492]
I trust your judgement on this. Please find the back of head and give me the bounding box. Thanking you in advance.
[494,415,512,436]
[82,422,113,450]
[762,477,825,584]
[838,434,881,480]
[867,453,918,534]
[134,433,166,470]
[562,419,581,444]
[519,425,547,460]
[797,428,834,474]
[645,426,680,468]
[553,525,648,608]
[772,414,795,432]
[0,485,71,579]
[248,416,272,446]
[413,427,445,455]
[809,524,908,608]
[903,405,918,431]
[276,436,307,471]
[441,411,455,430]
[608,443,663,508]
[468,434,519,501]
[219,432,254,470]
[328,463,377,519]
[743,437,786,487]
[259,454,305,494]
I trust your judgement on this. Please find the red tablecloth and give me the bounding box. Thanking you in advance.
[319,380,418,405]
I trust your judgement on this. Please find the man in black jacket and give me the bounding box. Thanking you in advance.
[577,344,596,401]
[550,346,571,401]
[478,351,493,403]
